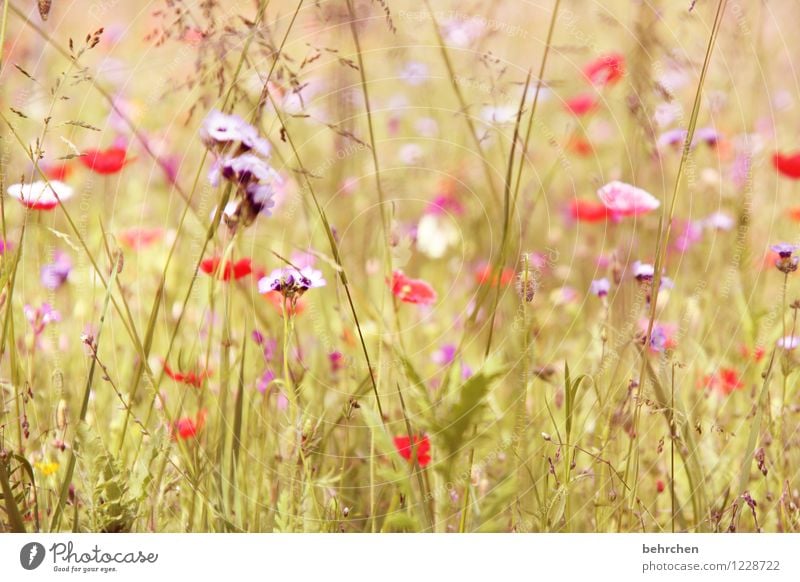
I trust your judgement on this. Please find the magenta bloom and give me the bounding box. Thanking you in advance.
[590,278,610,297]
[41,251,72,290]
[597,181,660,216]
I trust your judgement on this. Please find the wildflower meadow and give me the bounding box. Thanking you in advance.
[1,0,800,535]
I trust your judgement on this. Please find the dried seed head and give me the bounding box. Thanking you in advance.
[56,399,68,431]
[37,0,51,21]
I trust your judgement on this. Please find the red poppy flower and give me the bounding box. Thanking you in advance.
[566,135,593,157]
[43,162,73,182]
[173,409,208,440]
[118,227,164,250]
[163,361,212,388]
[583,53,625,87]
[393,434,431,467]
[474,264,515,287]
[391,270,437,305]
[656,479,665,494]
[773,151,800,180]
[569,199,611,223]
[200,257,252,281]
[739,344,765,363]
[564,93,598,116]
[80,146,131,175]
[702,368,744,396]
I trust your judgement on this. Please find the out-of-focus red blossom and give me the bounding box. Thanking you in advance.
[118,227,164,250]
[475,264,515,287]
[564,93,598,116]
[773,151,800,180]
[393,434,431,467]
[739,344,765,363]
[200,257,253,281]
[163,361,212,388]
[566,135,593,157]
[569,199,612,223]
[583,53,625,87]
[391,270,437,305]
[43,162,73,182]
[264,290,307,315]
[789,207,800,222]
[656,479,665,494]
[173,410,207,440]
[702,368,744,396]
[80,146,130,175]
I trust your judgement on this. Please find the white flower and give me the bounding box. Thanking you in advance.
[7,180,74,210]
[416,213,459,259]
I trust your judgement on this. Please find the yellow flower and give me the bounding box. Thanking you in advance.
[34,461,59,476]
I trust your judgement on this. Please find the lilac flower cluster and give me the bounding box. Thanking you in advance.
[201,110,280,229]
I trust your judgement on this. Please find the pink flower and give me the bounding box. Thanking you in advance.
[596,181,660,216]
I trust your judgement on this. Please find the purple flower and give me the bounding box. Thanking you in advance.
[692,126,720,148]
[589,278,610,297]
[703,211,735,231]
[40,251,72,290]
[778,336,800,350]
[657,128,688,150]
[770,243,798,258]
[632,261,655,281]
[672,221,703,253]
[258,266,326,298]
[200,110,271,157]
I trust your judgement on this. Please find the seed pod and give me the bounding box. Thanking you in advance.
[56,399,68,431]
[38,0,52,21]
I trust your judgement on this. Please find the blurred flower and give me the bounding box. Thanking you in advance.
[632,261,655,281]
[693,127,720,148]
[200,257,253,281]
[42,162,73,182]
[702,368,745,396]
[400,61,429,86]
[34,461,59,476]
[739,344,765,362]
[590,278,610,297]
[564,93,598,116]
[163,361,211,388]
[259,266,326,299]
[597,181,660,216]
[173,410,207,440]
[432,344,457,366]
[393,434,431,467]
[583,53,625,86]
[256,370,276,394]
[657,128,688,151]
[329,351,346,372]
[7,180,74,210]
[200,109,270,157]
[80,146,130,174]
[569,199,612,223]
[398,143,423,165]
[118,227,164,250]
[672,220,703,253]
[475,264,515,287]
[773,151,800,180]
[25,303,61,336]
[703,211,735,231]
[416,213,459,259]
[778,336,800,350]
[40,251,72,290]
[771,243,799,273]
[480,104,518,126]
[391,270,437,305]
